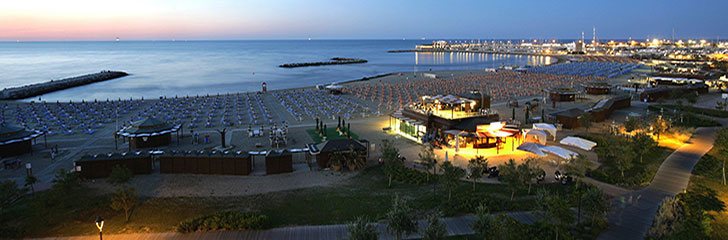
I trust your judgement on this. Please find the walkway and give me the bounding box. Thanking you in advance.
[597,127,718,240]
[35,211,539,240]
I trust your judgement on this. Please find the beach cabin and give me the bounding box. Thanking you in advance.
[74,152,152,179]
[0,124,43,157]
[159,151,252,175]
[117,117,180,149]
[550,108,584,129]
[265,149,293,175]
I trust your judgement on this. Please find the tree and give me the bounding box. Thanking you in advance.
[499,159,522,201]
[471,204,492,239]
[579,112,593,132]
[564,154,592,186]
[386,195,417,240]
[518,158,541,194]
[624,116,641,132]
[581,186,609,226]
[651,115,669,140]
[52,168,79,191]
[467,156,488,191]
[648,196,684,239]
[614,145,635,178]
[441,161,465,201]
[632,132,658,164]
[110,186,139,222]
[381,139,403,188]
[422,212,446,240]
[536,189,574,240]
[0,180,26,213]
[715,128,728,185]
[24,175,38,194]
[108,165,133,185]
[348,217,378,240]
[419,144,438,182]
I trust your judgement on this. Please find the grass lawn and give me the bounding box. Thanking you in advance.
[306,127,359,143]
[1,166,575,238]
[690,147,728,240]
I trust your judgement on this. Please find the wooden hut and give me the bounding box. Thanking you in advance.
[0,124,43,157]
[547,87,579,102]
[309,139,367,169]
[74,152,152,179]
[117,118,180,149]
[586,95,631,122]
[265,149,293,174]
[550,108,584,129]
[159,151,252,175]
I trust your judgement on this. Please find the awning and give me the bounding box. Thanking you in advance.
[559,136,597,151]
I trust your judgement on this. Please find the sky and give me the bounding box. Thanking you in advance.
[1,0,727,41]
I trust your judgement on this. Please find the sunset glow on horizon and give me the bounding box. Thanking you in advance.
[2,0,727,41]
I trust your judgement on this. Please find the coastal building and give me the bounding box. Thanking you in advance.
[389,91,500,144]
[0,123,43,157]
[117,118,181,149]
[308,139,368,169]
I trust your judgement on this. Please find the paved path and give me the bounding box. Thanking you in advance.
[35,211,539,240]
[597,127,718,240]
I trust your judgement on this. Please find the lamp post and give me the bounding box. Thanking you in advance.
[95,216,104,240]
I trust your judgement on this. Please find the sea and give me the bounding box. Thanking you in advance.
[0,40,554,101]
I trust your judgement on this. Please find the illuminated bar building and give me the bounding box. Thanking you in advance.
[388,90,501,144]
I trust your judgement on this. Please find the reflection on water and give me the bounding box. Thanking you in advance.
[1,40,554,101]
[415,52,553,67]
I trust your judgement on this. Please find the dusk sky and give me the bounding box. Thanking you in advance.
[2,0,727,41]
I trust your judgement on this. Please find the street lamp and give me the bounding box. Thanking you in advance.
[95,216,104,240]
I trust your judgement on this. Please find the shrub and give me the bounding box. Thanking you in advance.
[107,165,133,185]
[177,211,269,233]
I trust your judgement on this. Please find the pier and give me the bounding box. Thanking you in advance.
[279,57,367,68]
[0,71,128,100]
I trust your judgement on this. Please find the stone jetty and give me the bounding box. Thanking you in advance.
[0,71,128,100]
[279,57,367,68]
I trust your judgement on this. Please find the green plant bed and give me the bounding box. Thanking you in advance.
[578,133,673,187]
[177,211,269,233]
[649,104,728,118]
[306,127,359,143]
[3,166,579,237]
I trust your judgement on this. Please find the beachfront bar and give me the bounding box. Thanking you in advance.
[0,124,43,157]
[117,118,180,149]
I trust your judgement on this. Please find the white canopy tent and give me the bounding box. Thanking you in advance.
[532,123,558,140]
[541,146,579,160]
[559,136,597,151]
[524,129,548,145]
[517,142,547,156]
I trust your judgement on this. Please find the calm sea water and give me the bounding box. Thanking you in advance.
[0,40,553,101]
